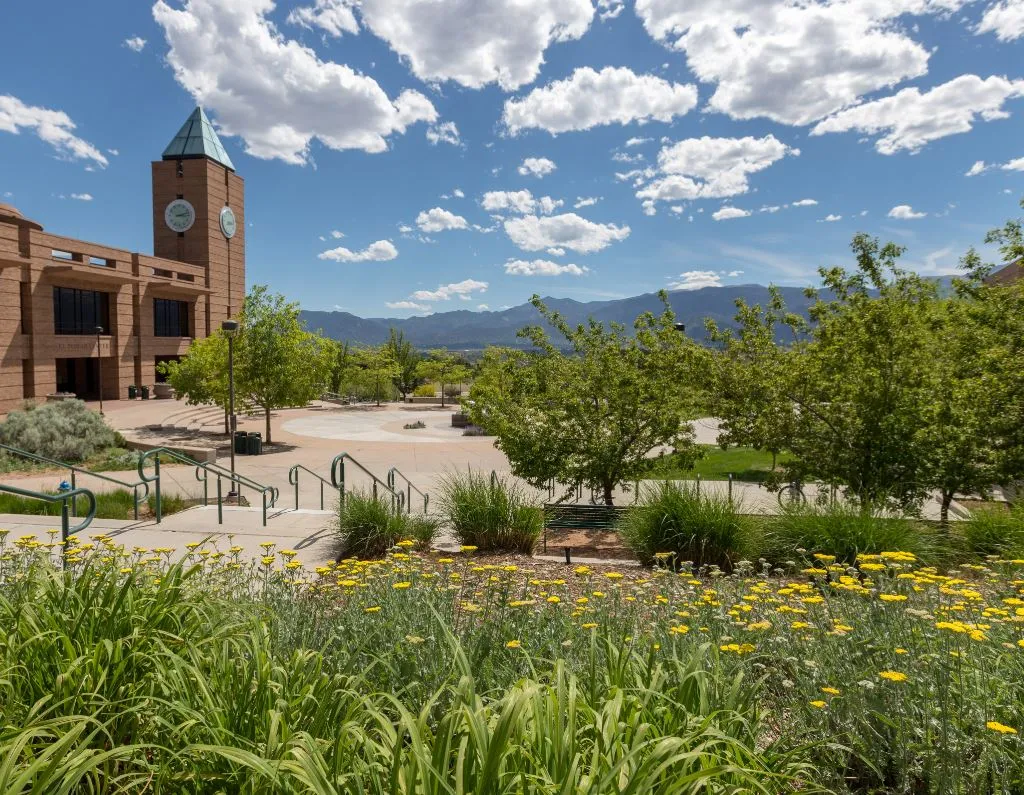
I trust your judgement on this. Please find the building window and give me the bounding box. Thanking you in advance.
[154,298,190,337]
[52,286,111,335]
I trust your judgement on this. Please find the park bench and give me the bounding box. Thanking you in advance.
[542,503,628,556]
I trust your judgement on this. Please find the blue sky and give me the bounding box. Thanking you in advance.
[2,0,1023,317]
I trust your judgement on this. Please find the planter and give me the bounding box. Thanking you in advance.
[153,383,176,400]
[451,412,470,428]
[45,392,77,403]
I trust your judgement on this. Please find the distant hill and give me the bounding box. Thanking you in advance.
[300,285,820,348]
[300,284,820,349]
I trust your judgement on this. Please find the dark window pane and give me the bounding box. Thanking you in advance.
[154,298,190,337]
[52,286,110,335]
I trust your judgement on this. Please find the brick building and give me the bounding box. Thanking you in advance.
[0,108,244,413]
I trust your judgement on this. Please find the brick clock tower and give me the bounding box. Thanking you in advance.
[152,107,245,336]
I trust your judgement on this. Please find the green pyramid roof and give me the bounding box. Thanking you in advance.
[162,107,235,171]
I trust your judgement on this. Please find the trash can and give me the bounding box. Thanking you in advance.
[140,385,150,400]
[247,432,262,456]
[128,385,138,400]
[234,431,249,455]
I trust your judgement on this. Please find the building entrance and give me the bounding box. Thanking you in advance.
[55,357,100,399]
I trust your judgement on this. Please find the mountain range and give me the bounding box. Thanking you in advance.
[300,285,818,349]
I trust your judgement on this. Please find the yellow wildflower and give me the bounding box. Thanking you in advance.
[392,581,412,589]
[879,671,908,683]
[506,639,522,649]
[986,721,1018,735]
[809,700,827,709]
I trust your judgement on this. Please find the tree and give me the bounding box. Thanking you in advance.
[466,294,704,505]
[160,332,232,432]
[417,349,472,408]
[386,328,421,400]
[356,345,400,407]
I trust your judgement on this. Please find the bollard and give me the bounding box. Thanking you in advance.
[728,473,733,502]
[564,547,572,565]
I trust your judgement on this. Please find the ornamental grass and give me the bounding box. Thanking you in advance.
[1,529,1023,793]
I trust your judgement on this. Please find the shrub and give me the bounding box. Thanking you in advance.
[621,481,757,569]
[413,384,437,397]
[962,505,1024,558]
[764,500,944,565]
[334,490,439,557]
[443,385,463,399]
[404,420,426,430]
[436,470,541,553]
[0,400,118,462]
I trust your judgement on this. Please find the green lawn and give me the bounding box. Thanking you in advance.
[645,445,791,483]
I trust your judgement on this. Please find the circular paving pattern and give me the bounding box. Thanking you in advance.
[281,407,472,443]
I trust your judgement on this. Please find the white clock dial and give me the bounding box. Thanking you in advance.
[220,206,237,239]
[164,199,196,233]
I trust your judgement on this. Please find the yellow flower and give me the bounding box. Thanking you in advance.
[879,670,908,683]
[393,581,412,589]
[880,594,908,602]
[720,643,755,654]
[364,606,381,613]
[280,549,298,558]
[574,565,591,575]
[986,721,1018,735]
[261,556,275,566]
[405,635,425,644]
[259,541,275,550]
[285,560,301,570]
[895,648,908,655]
[821,687,841,695]
[791,621,811,630]
[813,554,836,563]
[460,545,478,552]
[546,595,561,604]
[506,639,522,649]
[396,540,415,548]
[581,623,598,630]
[1018,639,1024,649]
[669,624,690,635]
[809,700,827,709]
[437,557,454,564]
[604,572,624,580]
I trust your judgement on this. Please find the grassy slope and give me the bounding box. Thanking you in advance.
[646,445,792,483]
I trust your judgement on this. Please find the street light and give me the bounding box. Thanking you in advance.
[94,326,104,416]
[673,322,686,334]
[221,319,239,497]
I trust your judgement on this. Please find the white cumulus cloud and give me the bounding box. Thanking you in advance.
[318,239,398,262]
[124,36,147,52]
[287,0,360,36]
[70,193,93,201]
[888,204,927,219]
[669,271,722,290]
[386,300,429,311]
[416,207,469,232]
[0,95,108,167]
[636,135,796,208]
[518,157,557,177]
[635,0,971,126]
[574,196,599,208]
[712,206,751,221]
[152,0,437,164]
[503,66,698,134]
[355,0,594,90]
[811,74,1024,155]
[426,121,462,146]
[411,279,488,301]
[504,258,589,276]
[792,198,818,206]
[976,0,1024,41]
[821,213,842,222]
[504,212,630,253]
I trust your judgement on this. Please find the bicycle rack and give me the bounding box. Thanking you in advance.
[0,443,149,519]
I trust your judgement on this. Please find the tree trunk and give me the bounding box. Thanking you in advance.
[771,450,777,470]
[603,482,615,506]
[224,407,229,435]
[440,381,446,408]
[265,407,272,445]
[940,489,954,528]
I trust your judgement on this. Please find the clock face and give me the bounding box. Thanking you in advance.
[220,206,237,239]
[164,199,196,233]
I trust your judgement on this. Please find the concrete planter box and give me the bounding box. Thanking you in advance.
[153,383,176,400]
[45,392,77,402]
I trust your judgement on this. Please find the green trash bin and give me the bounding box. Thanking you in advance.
[140,385,150,400]
[128,385,138,400]
[234,431,248,455]
[247,432,262,456]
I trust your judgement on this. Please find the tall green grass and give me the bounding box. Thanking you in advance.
[436,469,542,553]
[334,489,439,557]
[764,500,945,564]
[0,489,191,519]
[620,480,757,569]
[962,504,1024,558]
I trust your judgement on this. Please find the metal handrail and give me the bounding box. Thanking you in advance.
[0,443,149,519]
[0,483,96,565]
[386,467,429,514]
[330,453,405,512]
[288,464,339,511]
[138,447,279,526]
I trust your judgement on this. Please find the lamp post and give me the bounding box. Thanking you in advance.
[221,319,239,496]
[673,322,686,334]
[94,326,104,416]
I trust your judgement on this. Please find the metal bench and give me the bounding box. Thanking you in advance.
[542,503,628,554]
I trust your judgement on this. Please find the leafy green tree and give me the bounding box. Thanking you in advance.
[417,350,472,408]
[160,332,232,432]
[466,294,703,505]
[386,328,422,400]
[329,340,354,395]
[356,345,400,407]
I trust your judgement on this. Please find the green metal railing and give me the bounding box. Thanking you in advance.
[0,483,96,566]
[138,447,279,526]
[387,467,429,514]
[0,443,149,519]
[288,464,340,511]
[330,453,405,512]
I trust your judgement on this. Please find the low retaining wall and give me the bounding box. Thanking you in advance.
[123,439,218,464]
